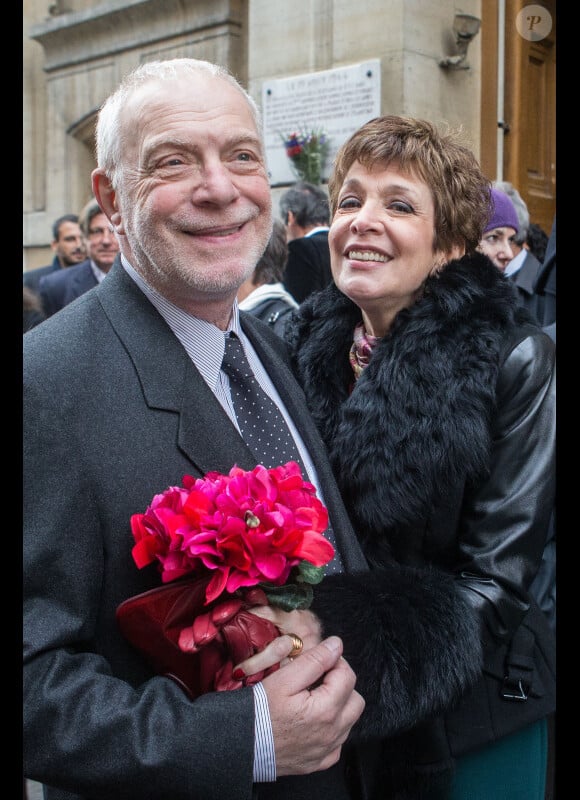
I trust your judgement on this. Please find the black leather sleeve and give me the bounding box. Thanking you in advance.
[454,330,556,641]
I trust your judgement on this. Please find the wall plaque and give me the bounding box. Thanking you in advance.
[262,59,381,186]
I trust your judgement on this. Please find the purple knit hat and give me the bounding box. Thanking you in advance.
[484,188,519,234]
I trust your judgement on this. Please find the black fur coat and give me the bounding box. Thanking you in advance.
[287,253,525,548]
[285,253,556,795]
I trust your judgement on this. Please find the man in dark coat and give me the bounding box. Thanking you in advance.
[23,213,86,293]
[38,199,119,317]
[534,215,556,327]
[279,182,332,302]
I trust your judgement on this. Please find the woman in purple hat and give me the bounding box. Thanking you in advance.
[478,187,519,271]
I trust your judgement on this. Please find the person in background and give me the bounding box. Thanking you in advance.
[23,285,46,332]
[284,115,556,800]
[23,214,86,294]
[237,218,298,336]
[529,212,556,634]
[279,181,332,302]
[38,198,119,318]
[477,185,518,271]
[534,214,556,328]
[492,181,542,323]
[483,189,556,633]
[526,221,549,264]
[24,59,483,800]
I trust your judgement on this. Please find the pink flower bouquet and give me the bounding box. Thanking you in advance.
[116,461,334,698]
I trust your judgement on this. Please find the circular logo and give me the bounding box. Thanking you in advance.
[516,5,553,41]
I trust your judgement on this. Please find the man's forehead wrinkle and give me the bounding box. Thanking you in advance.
[141,133,193,159]
[128,76,249,120]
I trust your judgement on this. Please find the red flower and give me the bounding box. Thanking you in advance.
[130,461,334,605]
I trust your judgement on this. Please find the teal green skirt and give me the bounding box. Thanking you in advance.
[446,718,549,800]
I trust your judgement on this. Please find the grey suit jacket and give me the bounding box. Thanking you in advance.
[23,258,368,800]
[38,258,98,318]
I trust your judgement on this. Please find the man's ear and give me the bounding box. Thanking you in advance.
[92,170,123,234]
[285,210,302,241]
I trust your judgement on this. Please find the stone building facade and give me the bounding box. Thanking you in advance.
[23,0,555,270]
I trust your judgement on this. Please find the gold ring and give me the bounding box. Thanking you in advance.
[288,633,304,659]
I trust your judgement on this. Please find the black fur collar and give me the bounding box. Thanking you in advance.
[287,252,525,537]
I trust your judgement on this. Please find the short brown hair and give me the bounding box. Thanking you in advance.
[328,115,490,254]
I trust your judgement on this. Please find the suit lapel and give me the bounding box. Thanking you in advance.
[176,375,259,476]
[73,262,98,294]
[97,261,257,476]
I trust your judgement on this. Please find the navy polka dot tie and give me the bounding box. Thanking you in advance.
[222,333,307,471]
[222,333,341,572]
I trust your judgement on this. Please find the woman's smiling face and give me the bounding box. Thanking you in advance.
[329,160,453,336]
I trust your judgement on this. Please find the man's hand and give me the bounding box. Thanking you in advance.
[262,636,365,776]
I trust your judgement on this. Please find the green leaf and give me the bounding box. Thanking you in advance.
[259,582,314,611]
[296,560,326,585]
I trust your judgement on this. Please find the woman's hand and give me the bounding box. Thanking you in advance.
[233,606,323,679]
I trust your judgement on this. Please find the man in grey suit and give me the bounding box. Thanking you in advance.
[24,59,480,800]
[24,56,366,800]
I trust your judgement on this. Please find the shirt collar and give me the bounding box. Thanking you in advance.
[305,226,329,237]
[89,259,109,283]
[120,254,241,389]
